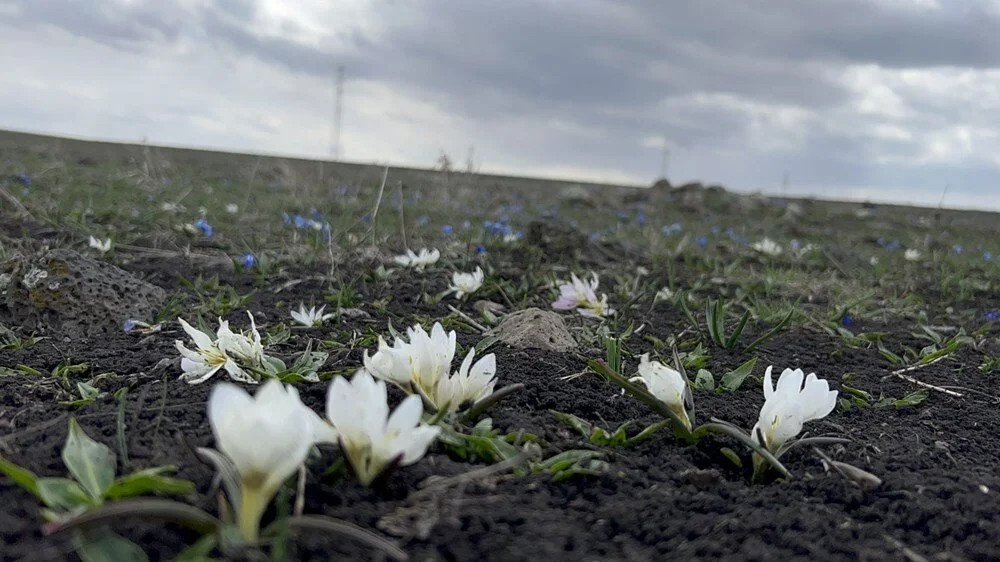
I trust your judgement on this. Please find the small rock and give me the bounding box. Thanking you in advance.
[492,308,576,352]
[676,468,723,489]
[1,249,166,338]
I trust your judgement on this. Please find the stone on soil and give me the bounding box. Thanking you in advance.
[1,249,166,337]
[493,307,577,352]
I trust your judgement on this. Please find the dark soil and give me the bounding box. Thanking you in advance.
[3,248,999,562]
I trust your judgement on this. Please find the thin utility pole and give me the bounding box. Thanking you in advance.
[332,65,344,160]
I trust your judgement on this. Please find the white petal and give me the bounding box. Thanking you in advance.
[178,318,215,350]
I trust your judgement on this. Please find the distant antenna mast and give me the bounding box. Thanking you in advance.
[332,65,345,160]
[660,142,670,179]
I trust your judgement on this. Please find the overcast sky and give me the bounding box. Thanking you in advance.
[2,0,999,209]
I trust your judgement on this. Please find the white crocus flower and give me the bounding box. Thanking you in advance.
[216,312,265,368]
[752,238,783,256]
[393,248,440,269]
[208,380,323,542]
[450,267,484,299]
[655,287,675,303]
[326,372,440,486]
[290,303,335,327]
[631,354,692,431]
[176,318,254,384]
[751,366,838,453]
[88,236,112,254]
[904,248,921,261]
[431,348,497,413]
[363,322,456,395]
[225,203,239,214]
[552,273,613,318]
[552,273,599,310]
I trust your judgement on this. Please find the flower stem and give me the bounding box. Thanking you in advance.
[238,485,268,544]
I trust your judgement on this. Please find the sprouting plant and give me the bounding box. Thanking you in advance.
[551,410,672,448]
[704,298,794,352]
[0,323,40,350]
[0,418,194,522]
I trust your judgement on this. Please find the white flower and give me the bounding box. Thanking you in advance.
[752,238,783,256]
[208,380,325,541]
[578,294,614,319]
[552,273,599,310]
[225,203,239,214]
[363,322,497,412]
[904,248,921,261]
[393,248,440,269]
[752,366,838,453]
[870,256,880,266]
[325,372,440,486]
[290,303,335,327]
[176,318,254,384]
[88,236,112,254]
[216,312,265,368]
[432,348,497,412]
[655,287,675,303]
[631,354,692,431]
[552,273,613,317]
[450,267,484,299]
[363,322,455,393]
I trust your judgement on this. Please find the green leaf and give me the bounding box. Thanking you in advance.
[720,357,758,392]
[744,306,795,352]
[694,419,790,479]
[76,531,149,562]
[0,455,41,499]
[720,447,743,468]
[62,418,116,501]
[724,310,751,349]
[894,389,929,409]
[37,477,95,510]
[550,410,594,439]
[105,466,195,499]
[693,369,715,391]
[173,535,218,562]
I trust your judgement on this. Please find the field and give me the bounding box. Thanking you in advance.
[1,129,1000,560]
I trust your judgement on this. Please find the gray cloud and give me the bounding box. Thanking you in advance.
[4,0,1000,208]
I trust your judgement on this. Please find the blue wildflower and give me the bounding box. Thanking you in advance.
[240,253,257,268]
[12,174,29,186]
[790,239,801,251]
[194,218,213,237]
[282,212,291,225]
[696,236,708,249]
[293,214,309,229]
[589,232,601,241]
[985,252,993,261]
[841,314,854,327]
[442,224,454,236]
[637,211,647,226]
[953,244,964,255]
[885,240,901,252]
[123,319,139,333]
[475,244,487,254]
[616,210,629,221]
[985,311,1000,322]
